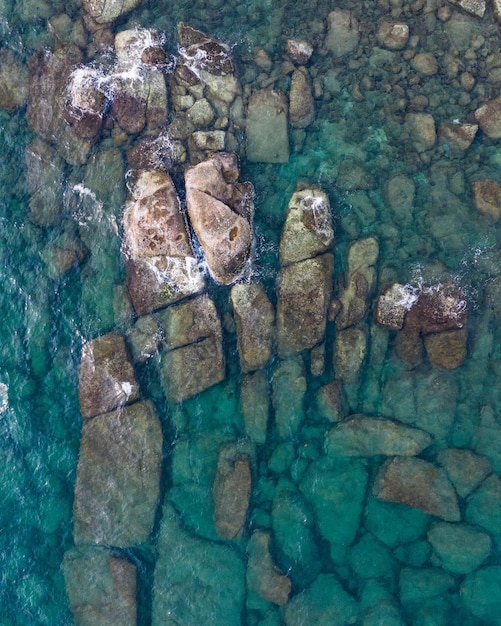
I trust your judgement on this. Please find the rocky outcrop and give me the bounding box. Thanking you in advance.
[472,179,501,221]
[427,522,491,574]
[0,49,29,112]
[246,89,289,163]
[326,416,432,457]
[279,187,334,266]
[337,237,379,330]
[277,254,333,356]
[375,283,417,330]
[73,400,163,546]
[230,283,274,372]
[64,547,137,625]
[185,152,254,284]
[83,0,143,24]
[159,294,225,402]
[78,332,139,419]
[376,20,409,50]
[474,96,501,138]
[122,169,204,315]
[373,457,460,522]
[213,444,252,540]
[325,10,360,57]
[289,68,314,129]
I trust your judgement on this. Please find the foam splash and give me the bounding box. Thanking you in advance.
[0,382,8,414]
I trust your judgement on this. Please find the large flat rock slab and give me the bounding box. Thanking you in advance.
[277,253,333,356]
[246,89,289,163]
[373,457,460,522]
[73,400,162,546]
[64,547,137,626]
[78,332,139,419]
[159,294,225,402]
[326,416,432,457]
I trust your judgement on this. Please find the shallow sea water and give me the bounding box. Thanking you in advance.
[2,0,501,624]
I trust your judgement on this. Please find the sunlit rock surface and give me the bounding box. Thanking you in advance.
[83,0,143,24]
[230,282,274,372]
[185,152,254,284]
[246,89,289,163]
[78,332,139,419]
[73,400,162,546]
[122,169,204,315]
[64,547,137,626]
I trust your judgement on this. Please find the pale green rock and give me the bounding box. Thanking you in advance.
[427,522,491,574]
[300,456,368,564]
[436,447,492,498]
[271,479,320,588]
[272,358,306,440]
[240,370,269,444]
[246,89,289,163]
[394,541,431,567]
[152,504,245,626]
[399,567,454,605]
[460,566,501,622]
[465,474,501,536]
[326,416,432,457]
[365,497,429,548]
[348,533,396,580]
[282,574,359,626]
[64,547,136,626]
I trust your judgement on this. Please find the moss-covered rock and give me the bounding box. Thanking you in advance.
[427,522,491,574]
[460,566,501,622]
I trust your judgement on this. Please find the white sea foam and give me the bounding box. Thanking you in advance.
[0,382,8,414]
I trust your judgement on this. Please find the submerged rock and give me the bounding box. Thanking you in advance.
[404,113,436,152]
[438,122,478,154]
[247,530,291,605]
[240,370,270,444]
[73,400,162,546]
[279,187,334,266]
[325,10,360,57]
[375,283,417,330]
[0,49,29,112]
[272,357,306,440]
[277,254,333,356]
[373,457,460,522]
[460,567,501,622]
[436,448,491,498]
[337,237,379,329]
[465,474,501,535]
[25,138,65,227]
[314,380,349,423]
[83,0,142,24]
[78,332,139,419]
[326,416,432,457]
[285,38,313,65]
[427,522,491,574]
[160,294,225,402]
[474,96,501,139]
[472,179,501,221]
[246,89,289,163]
[122,169,204,315]
[64,547,137,625]
[289,68,314,129]
[301,456,368,564]
[185,152,254,284]
[423,328,467,369]
[376,20,410,51]
[213,443,252,540]
[333,325,367,384]
[283,573,359,626]
[448,0,486,17]
[152,503,245,625]
[230,282,274,372]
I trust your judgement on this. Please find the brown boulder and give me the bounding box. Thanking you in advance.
[376,20,409,50]
[279,187,334,266]
[78,332,139,419]
[472,179,501,221]
[65,67,107,139]
[185,152,254,284]
[474,97,501,139]
[247,530,291,605]
[277,253,334,356]
[230,283,274,372]
[160,294,225,402]
[374,456,460,521]
[213,444,252,539]
[424,328,467,369]
[122,170,204,315]
[289,68,314,129]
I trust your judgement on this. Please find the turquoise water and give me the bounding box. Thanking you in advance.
[1,0,501,624]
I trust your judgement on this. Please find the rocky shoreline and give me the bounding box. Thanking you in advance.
[2,0,501,623]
